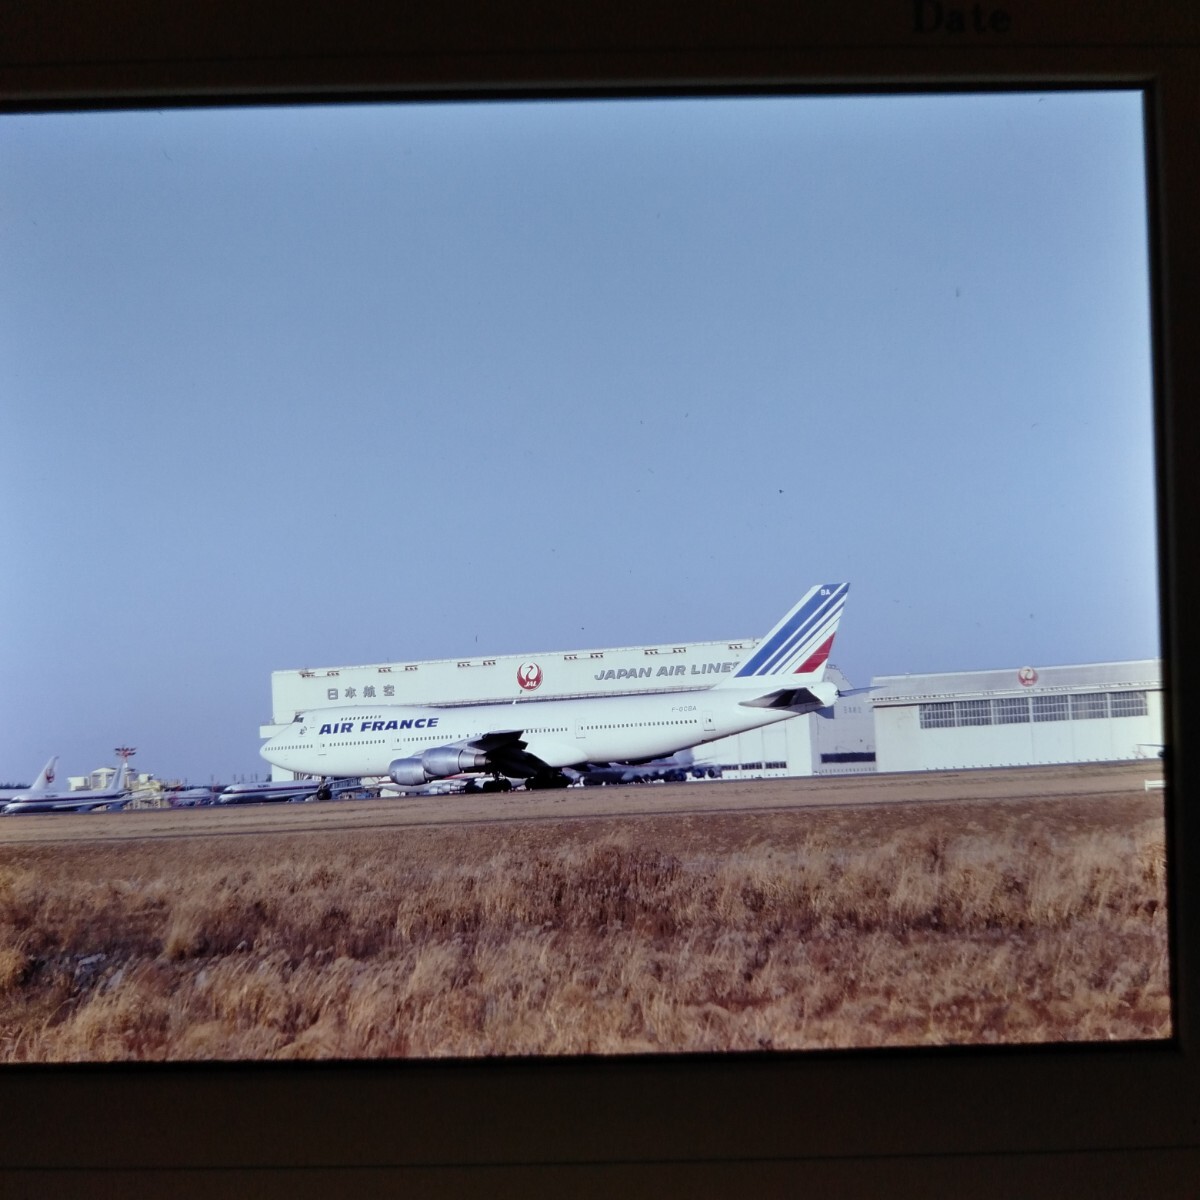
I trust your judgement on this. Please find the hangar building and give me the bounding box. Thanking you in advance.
[263,637,875,782]
[870,659,1164,773]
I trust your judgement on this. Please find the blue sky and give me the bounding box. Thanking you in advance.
[0,92,1158,782]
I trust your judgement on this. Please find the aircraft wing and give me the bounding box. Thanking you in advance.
[485,742,556,777]
[455,728,563,777]
[465,730,528,753]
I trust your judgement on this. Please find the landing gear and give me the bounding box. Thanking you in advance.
[525,772,571,791]
[479,775,513,794]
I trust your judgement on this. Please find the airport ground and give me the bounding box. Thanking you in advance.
[0,760,1162,843]
[0,762,1169,1060]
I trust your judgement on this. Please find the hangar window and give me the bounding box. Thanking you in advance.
[1070,692,1109,720]
[993,696,1030,724]
[919,702,955,729]
[1033,694,1069,722]
[1111,690,1149,718]
[956,699,992,726]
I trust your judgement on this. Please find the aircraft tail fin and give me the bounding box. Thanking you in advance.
[30,756,58,793]
[713,583,849,709]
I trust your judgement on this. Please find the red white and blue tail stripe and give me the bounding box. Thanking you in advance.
[726,583,849,684]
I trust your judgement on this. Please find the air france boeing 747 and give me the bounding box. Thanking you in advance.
[260,583,850,791]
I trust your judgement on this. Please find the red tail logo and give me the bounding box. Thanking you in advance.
[517,662,543,691]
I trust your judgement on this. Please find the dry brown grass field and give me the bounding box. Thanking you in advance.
[0,772,1169,1061]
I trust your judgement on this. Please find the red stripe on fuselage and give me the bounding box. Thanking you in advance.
[794,634,834,674]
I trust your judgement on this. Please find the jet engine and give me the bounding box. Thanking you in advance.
[388,746,491,785]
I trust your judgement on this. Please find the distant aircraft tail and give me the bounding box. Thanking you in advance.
[30,756,58,793]
[714,583,848,710]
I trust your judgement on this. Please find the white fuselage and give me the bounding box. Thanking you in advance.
[220,780,321,800]
[3,786,128,814]
[261,684,821,779]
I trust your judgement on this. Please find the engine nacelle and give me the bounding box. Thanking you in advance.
[388,758,429,786]
[422,745,491,778]
[388,758,430,786]
[388,746,491,786]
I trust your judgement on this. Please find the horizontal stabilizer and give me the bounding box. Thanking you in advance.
[737,680,839,711]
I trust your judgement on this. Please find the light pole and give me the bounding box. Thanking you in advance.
[114,746,136,787]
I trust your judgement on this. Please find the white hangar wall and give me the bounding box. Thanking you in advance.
[264,642,875,781]
[703,666,876,779]
[811,682,877,776]
[870,660,1164,773]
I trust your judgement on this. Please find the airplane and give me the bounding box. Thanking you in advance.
[220,779,324,804]
[0,756,60,803]
[382,777,474,797]
[2,763,131,814]
[167,785,220,807]
[260,583,851,792]
[218,779,321,804]
[218,777,366,804]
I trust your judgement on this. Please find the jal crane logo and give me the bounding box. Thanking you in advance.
[1018,666,1039,687]
[516,662,543,692]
